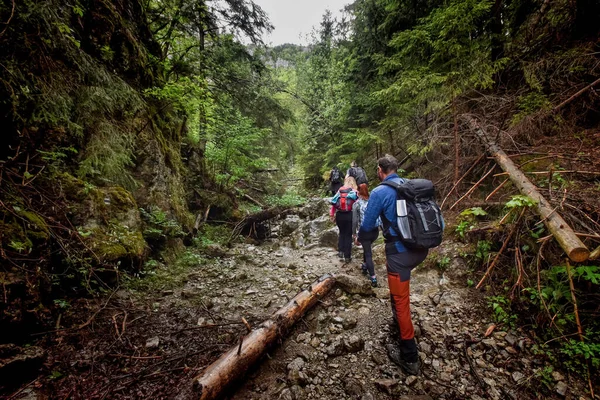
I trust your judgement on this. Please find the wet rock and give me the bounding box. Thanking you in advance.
[375,379,398,394]
[146,336,160,349]
[318,228,339,249]
[556,381,568,397]
[361,393,375,400]
[399,396,433,400]
[0,344,46,384]
[336,274,372,295]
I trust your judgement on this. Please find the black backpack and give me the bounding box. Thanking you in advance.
[330,168,342,184]
[350,167,368,185]
[380,179,443,250]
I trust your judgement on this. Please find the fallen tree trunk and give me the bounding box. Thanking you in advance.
[228,206,291,243]
[466,117,590,262]
[190,274,336,400]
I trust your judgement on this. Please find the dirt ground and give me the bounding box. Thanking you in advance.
[3,201,594,400]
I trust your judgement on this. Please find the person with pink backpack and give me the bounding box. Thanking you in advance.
[330,176,358,262]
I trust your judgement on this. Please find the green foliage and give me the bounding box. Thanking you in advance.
[194,224,231,247]
[455,220,473,238]
[265,189,307,208]
[437,255,451,271]
[455,207,487,238]
[512,92,551,124]
[549,265,600,286]
[475,240,492,260]
[560,339,600,371]
[487,295,517,327]
[534,365,555,390]
[460,207,488,217]
[505,195,537,209]
[53,299,71,309]
[140,207,184,241]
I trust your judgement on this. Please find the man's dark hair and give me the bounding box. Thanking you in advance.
[378,154,398,173]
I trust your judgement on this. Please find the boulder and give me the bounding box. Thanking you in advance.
[281,215,302,237]
[336,274,373,295]
[56,173,148,269]
[318,228,339,249]
[306,215,333,237]
[298,198,331,220]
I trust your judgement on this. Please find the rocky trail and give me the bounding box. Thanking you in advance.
[7,199,588,400]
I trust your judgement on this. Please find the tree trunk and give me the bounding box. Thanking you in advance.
[191,274,336,400]
[466,117,589,262]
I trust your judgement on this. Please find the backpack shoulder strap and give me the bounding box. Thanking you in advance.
[379,181,402,191]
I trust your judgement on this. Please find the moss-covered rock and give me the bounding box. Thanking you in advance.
[55,173,147,267]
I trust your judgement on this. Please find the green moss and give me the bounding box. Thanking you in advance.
[107,186,135,208]
[97,242,128,259]
[17,210,50,240]
[87,223,146,262]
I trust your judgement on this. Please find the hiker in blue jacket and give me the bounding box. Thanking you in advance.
[358,154,428,376]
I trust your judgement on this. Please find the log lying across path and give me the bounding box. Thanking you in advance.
[466,117,589,262]
[229,206,292,243]
[191,274,336,400]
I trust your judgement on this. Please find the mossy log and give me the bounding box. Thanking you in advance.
[467,117,589,262]
[190,274,336,400]
[228,206,291,243]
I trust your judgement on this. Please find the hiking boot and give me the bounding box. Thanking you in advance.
[338,251,344,259]
[360,263,369,275]
[386,344,420,375]
[370,276,378,287]
[344,257,352,263]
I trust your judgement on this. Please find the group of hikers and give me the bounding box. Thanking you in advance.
[326,155,444,376]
